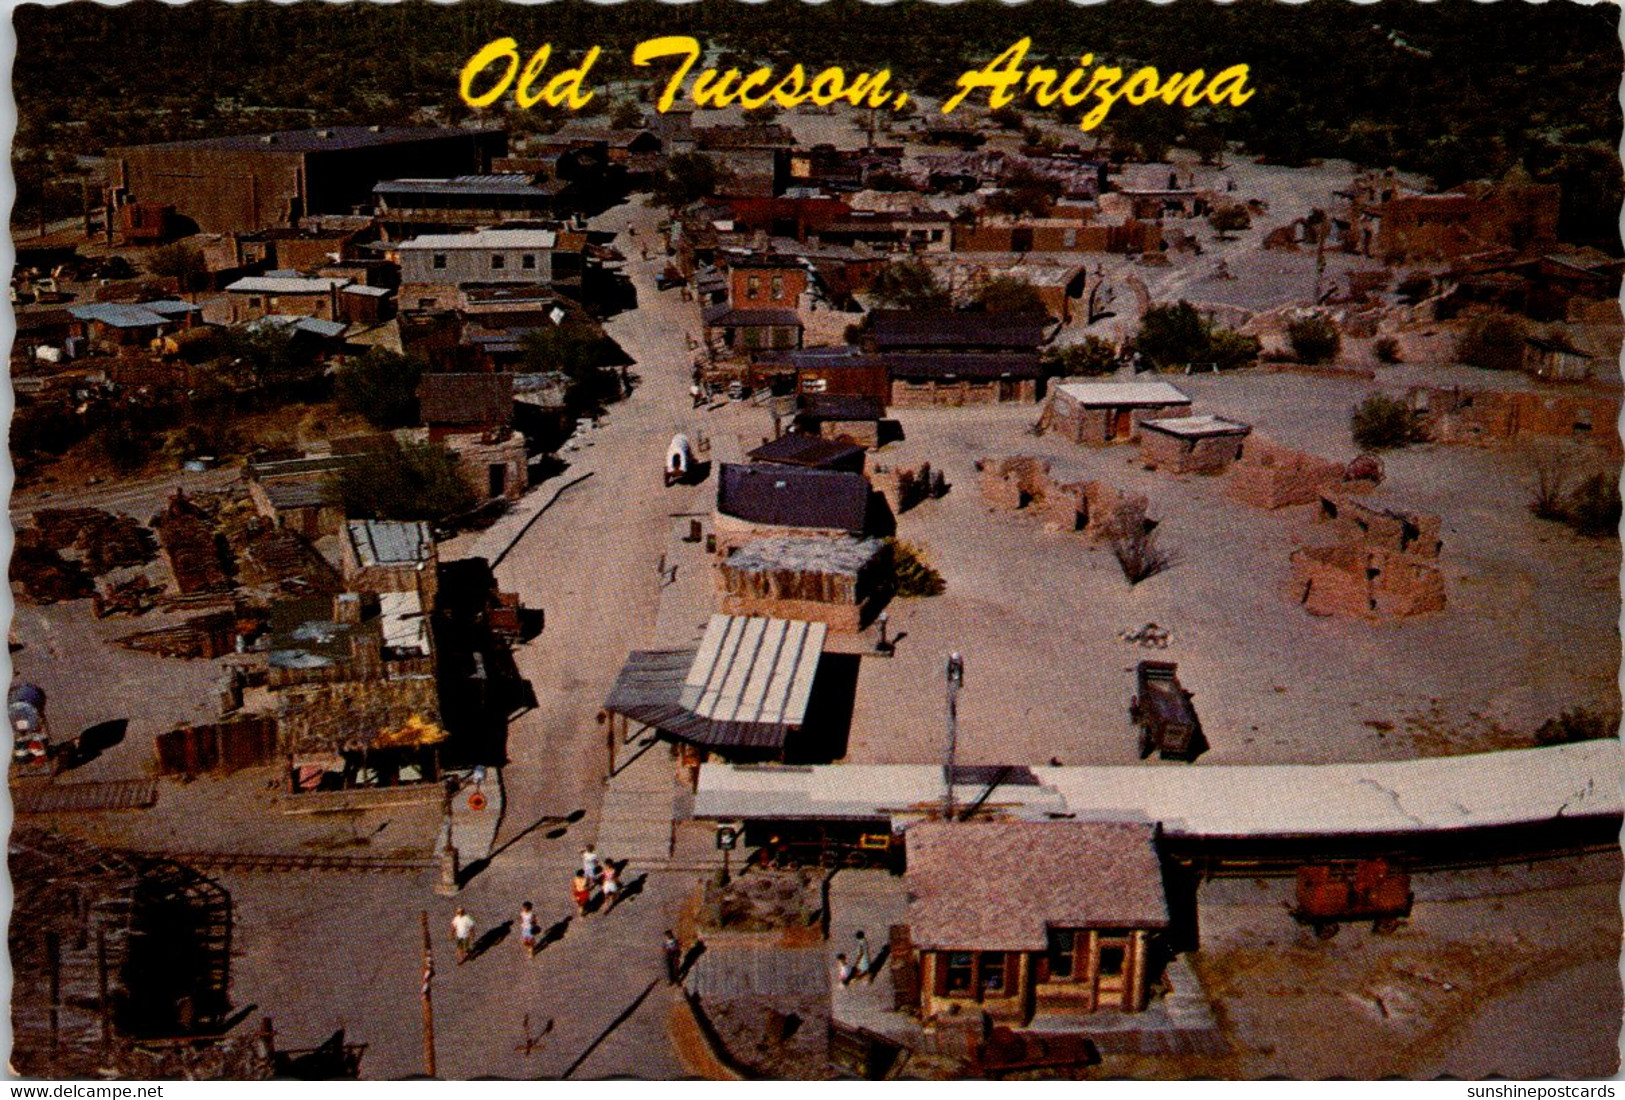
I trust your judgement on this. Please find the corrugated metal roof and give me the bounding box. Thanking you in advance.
[375,174,556,197]
[605,616,829,752]
[68,303,185,329]
[227,276,350,295]
[396,228,559,251]
[1054,381,1192,407]
[346,519,433,567]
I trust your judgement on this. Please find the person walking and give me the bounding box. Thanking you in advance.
[451,908,475,963]
[571,871,593,919]
[663,930,683,984]
[581,846,601,882]
[600,862,622,913]
[518,902,540,957]
[852,930,871,981]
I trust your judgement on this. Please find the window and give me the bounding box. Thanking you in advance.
[1098,945,1126,977]
[491,254,506,271]
[980,952,1007,994]
[771,275,784,300]
[1046,928,1076,979]
[248,297,262,309]
[945,953,975,994]
[747,275,760,300]
[521,254,537,270]
[432,253,447,270]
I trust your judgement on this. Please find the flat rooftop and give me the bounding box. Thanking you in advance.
[119,125,499,154]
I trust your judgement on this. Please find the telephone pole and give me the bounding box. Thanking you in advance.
[944,653,964,820]
[420,910,437,1078]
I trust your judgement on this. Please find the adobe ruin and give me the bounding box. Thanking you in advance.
[1226,436,1380,510]
[1290,494,1445,619]
[977,456,1150,540]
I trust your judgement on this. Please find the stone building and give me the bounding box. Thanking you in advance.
[715,535,891,632]
[1138,415,1251,474]
[1290,496,1446,619]
[1041,381,1193,446]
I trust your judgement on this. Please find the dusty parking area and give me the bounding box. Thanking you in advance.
[1164,853,1623,1080]
[808,366,1622,767]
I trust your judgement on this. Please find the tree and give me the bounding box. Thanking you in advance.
[1133,302,1209,369]
[866,259,949,311]
[325,439,477,524]
[1207,205,1251,240]
[1456,315,1528,371]
[216,324,321,404]
[335,349,426,429]
[1043,336,1118,377]
[1351,393,1426,450]
[653,152,722,208]
[609,98,644,130]
[970,276,1047,317]
[1287,315,1341,364]
[520,321,626,415]
[147,241,207,294]
[983,164,1055,218]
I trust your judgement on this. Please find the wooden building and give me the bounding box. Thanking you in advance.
[716,535,890,632]
[906,821,1169,1031]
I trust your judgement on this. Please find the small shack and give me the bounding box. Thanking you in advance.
[1138,415,1251,474]
[793,394,887,448]
[747,434,867,473]
[604,614,831,762]
[341,519,439,606]
[906,821,1169,1034]
[1042,381,1192,445]
[716,536,891,632]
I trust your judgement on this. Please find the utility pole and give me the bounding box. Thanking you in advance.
[420,910,437,1078]
[944,653,964,820]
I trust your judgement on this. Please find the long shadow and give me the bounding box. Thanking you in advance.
[678,940,707,981]
[867,943,892,981]
[535,916,571,955]
[558,978,662,1080]
[465,920,513,963]
[616,873,649,906]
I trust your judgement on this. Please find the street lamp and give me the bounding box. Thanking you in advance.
[944,652,964,820]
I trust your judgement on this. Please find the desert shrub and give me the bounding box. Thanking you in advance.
[1535,706,1619,746]
[889,539,945,597]
[325,439,477,524]
[1207,328,1262,371]
[1351,393,1426,450]
[1529,455,1570,521]
[1456,315,1528,371]
[1374,336,1402,364]
[1043,336,1118,377]
[1110,527,1172,585]
[1565,473,1621,537]
[1287,315,1341,365]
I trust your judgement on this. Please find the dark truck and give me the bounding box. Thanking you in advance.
[1129,660,1204,762]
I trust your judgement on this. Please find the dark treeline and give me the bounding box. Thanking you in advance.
[14,0,1622,250]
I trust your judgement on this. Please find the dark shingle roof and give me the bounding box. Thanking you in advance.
[796,394,887,422]
[126,126,498,154]
[417,373,513,427]
[703,305,802,328]
[747,434,867,471]
[871,310,1048,351]
[906,821,1169,951]
[882,352,1042,381]
[717,463,870,533]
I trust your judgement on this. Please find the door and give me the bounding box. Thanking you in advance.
[1092,936,1131,1009]
[1112,408,1133,440]
[488,463,508,498]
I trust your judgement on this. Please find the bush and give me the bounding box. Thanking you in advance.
[1351,393,1426,450]
[889,539,945,597]
[1043,336,1118,377]
[1207,205,1251,239]
[1134,302,1209,369]
[1110,527,1172,585]
[1456,315,1528,371]
[970,275,1048,317]
[325,439,478,524]
[1529,460,1620,537]
[1565,473,1621,537]
[1535,706,1619,746]
[1374,336,1402,364]
[1207,328,1262,371]
[335,349,426,429]
[1287,315,1341,365]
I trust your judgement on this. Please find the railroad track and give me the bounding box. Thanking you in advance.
[13,778,158,815]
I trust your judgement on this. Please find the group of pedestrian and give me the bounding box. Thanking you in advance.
[571,845,623,918]
[835,929,873,986]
